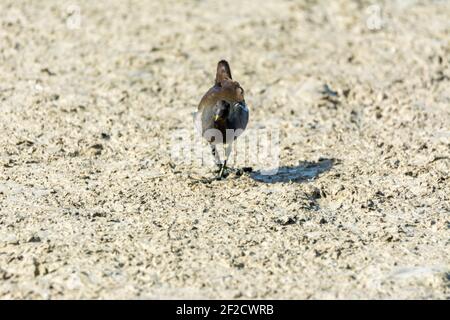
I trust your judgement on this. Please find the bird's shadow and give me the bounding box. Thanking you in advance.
[250,158,335,184]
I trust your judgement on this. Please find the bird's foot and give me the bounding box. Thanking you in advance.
[216,164,229,179]
[234,166,253,177]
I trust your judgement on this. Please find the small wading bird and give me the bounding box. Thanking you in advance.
[194,60,249,179]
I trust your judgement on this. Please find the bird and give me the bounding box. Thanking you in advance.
[194,60,249,179]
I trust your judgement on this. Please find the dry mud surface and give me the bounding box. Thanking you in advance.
[0,1,449,299]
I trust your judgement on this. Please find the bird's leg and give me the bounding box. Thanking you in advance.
[218,143,233,178]
[210,144,222,170]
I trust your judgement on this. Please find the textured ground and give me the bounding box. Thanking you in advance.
[0,0,449,299]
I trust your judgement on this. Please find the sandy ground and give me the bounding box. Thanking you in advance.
[0,0,449,299]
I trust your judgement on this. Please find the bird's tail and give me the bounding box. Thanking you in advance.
[192,111,203,136]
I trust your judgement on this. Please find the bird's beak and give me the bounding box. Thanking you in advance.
[214,114,220,122]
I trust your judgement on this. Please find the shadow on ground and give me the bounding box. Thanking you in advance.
[250,158,335,183]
